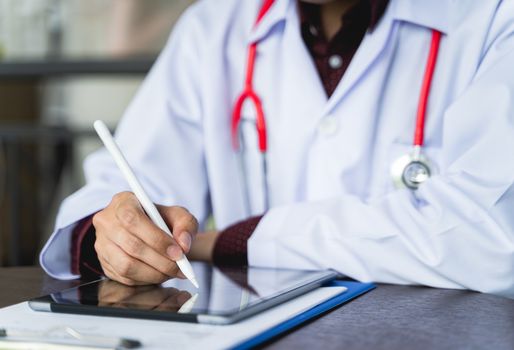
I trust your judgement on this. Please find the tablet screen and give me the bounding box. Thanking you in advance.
[43,262,337,321]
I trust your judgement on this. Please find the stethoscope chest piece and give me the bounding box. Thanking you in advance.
[390,147,434,190]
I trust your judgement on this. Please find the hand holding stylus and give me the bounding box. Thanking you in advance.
[92,120,199,288]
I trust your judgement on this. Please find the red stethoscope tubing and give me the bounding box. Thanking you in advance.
[231,0,275,153]
[232,0,442,157]
[414,30,442,147]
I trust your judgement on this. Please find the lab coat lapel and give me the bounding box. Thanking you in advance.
[262,0,327,204]
[248,0,292,44]
[277,2,326,120]
[323,3,396,116]
[323,0,453,116]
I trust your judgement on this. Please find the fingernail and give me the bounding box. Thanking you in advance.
[179,232,192,252]
[167,245,183,261]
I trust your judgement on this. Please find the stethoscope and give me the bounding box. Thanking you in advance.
[231,0,442,212]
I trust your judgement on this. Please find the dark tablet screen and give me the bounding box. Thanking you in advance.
[34,262,337,323]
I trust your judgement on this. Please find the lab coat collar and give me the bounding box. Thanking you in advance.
[248,0,293,44]
[248,0,453,46]
[247,0,454,116]
[391,0,453,34]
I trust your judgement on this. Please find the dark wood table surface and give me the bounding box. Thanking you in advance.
[1,267,514,350]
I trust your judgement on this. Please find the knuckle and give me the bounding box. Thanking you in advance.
[144,227,170,249]
[167,206,189,220]
[172,209,195,226]
[104,269,115,281]
[92,211,105,229]
[101,265,110,277]
[164,262,179,276]
[124,236,144,257]
[113,191,134,203]
[174,206,190,214]
[149,272,167,284]
[117,206,140,227]
[156,275,169,284]
[189,215,199,231]
[119,277,137,286]
[117,256,134,277]
[177,214,198,233]
[94,240,102,255]
[154,233,171,249]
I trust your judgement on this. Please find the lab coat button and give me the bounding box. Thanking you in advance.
[318,118,338,136]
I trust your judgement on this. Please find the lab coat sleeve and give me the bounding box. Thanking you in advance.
[249,7,514,297]
[40,4,209,280]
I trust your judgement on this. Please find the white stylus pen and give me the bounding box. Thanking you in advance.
[93,120,199,289]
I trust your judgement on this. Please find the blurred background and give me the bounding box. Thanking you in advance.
[0,0,195,267]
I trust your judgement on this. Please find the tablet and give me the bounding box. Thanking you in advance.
[30,262,338,324]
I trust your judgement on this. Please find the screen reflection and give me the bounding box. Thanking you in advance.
[52,262,331,316]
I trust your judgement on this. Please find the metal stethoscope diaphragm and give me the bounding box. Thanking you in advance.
[390,146,434,190]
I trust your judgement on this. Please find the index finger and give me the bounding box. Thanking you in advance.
[158,206,199,253]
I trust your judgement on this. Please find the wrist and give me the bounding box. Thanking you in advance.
[188,231,219,262]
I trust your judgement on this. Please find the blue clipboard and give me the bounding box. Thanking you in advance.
[232,280,375,350]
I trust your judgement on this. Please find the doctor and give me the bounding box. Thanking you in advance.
[41,0,514,296]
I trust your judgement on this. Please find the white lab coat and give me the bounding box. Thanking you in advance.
[41,0,514,297]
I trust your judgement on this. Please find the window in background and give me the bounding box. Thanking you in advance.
[0,0,195,267]
[0,0,194,59]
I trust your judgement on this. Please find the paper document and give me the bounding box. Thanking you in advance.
[0,287,345,349]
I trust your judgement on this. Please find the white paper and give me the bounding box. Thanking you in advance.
[0,287,346,349]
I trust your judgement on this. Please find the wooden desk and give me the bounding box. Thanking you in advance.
[1,267,514,349]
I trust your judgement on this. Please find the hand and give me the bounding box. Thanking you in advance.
[92,191,199,286]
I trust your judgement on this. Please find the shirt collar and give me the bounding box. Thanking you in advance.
[298,0,390,38]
